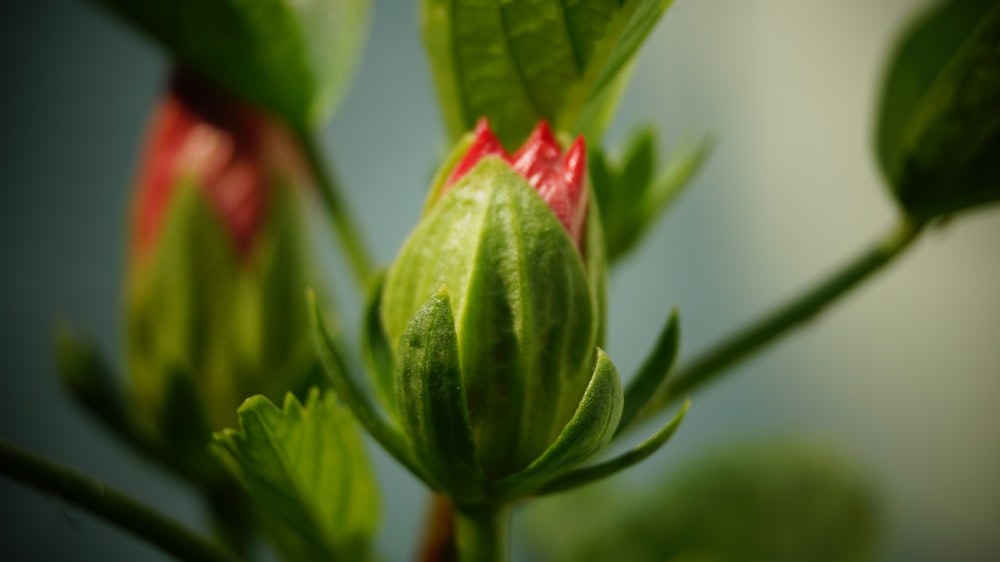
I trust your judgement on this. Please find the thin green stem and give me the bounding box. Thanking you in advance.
[296,128,375,291]
[0,439,241,562]
[454,504,510,562]
[639,216,925,420]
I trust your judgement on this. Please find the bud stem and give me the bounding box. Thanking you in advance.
[636,215,926,424]
[295,127,375,291]
[0,439,240,562]
[454,504,510,562]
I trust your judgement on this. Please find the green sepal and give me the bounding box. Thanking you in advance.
[212,389,379,562]
[382,158,598,478]
[615,309,679,435]
[93,0,372,128]
[539,399,689,496]
[308,291,433,486]
[489,349,623,501]
[876,0,1000,220]
[593,130,711,263]
[422,0,678,148]
[395,289,485,503]
[361,271,395,415]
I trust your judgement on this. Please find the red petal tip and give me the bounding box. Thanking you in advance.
[446,120,508,187]
[563,136,587,195]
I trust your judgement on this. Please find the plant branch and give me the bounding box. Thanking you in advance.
[296,128,375,291]
[637,216,925,421]
[0,439,241,562]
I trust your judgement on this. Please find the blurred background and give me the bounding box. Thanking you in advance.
[1,0,998,560]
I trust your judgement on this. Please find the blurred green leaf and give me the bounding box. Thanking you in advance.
[213,390,379,562]
[876,0,1000,219]
[422,0,676,148]
[593,130,711,263]
[526,442,879,562]
[95,0,372,128]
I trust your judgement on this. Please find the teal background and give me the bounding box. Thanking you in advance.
[1,1,999,561]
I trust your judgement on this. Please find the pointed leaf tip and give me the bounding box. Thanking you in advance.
[540,399,690,495]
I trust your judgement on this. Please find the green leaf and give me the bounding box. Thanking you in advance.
[490,349,623,500]
[539,399,688,495]
[615,309,679,435]
[876,0,1000,219]
[94,0,372,127]
[526,442,879,562]
[422,0,677,148]
[395,289,485,503]
[213,390,378,562]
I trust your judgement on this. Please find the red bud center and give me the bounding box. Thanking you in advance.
[133,73,270,261]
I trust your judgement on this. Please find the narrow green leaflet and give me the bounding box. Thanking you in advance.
[422,0,676,147]
[615,309,679,435]
[876,0,1000,219]
[213,390,378,562]
[361,271,396,415]
[526,442,879,562]
[95,0,372,128]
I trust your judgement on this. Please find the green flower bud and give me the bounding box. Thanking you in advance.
[379,120,621,501]
[127,72,320,441]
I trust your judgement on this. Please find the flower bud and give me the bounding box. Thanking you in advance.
[379,120,620,500]
[127,71,319,438]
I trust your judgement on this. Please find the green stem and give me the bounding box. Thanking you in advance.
[454,504,510,562]
[296,128,375,291]
[0,439,241,562]
[641,216,925,418]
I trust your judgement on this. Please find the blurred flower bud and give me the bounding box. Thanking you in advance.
[876,0,1000,220]
[127,71,319,440]
[379,120,621,502]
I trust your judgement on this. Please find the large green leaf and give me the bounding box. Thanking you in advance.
[876,0,1000,219]
[526,442,879,562]
[95,0,372,128]
[213,390,379,562]
[422,0,676,147]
